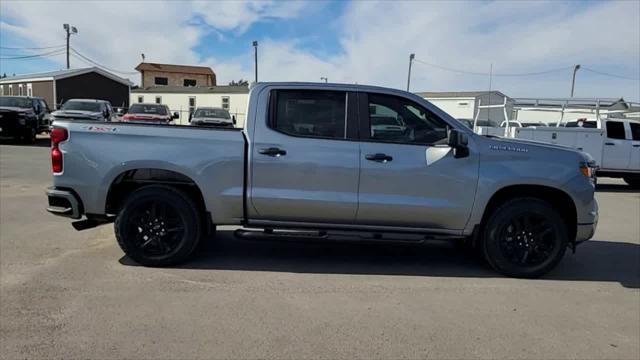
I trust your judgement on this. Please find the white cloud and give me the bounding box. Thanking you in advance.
[1,0,638,101]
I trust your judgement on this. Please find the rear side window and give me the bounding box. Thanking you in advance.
[630,123,640,141]
[271,90,346,139]
[606,121,626,139]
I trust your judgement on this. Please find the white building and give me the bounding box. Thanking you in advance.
[416,91,513,125]
[130,85,249,127]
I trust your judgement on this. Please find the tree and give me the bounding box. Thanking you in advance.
[1,73,6,78]
[228,79,249,86]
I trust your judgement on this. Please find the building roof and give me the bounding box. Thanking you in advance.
[0,67,133,86]
[135,62,215,76]
[131,85,249,94]
[415,90,508,99]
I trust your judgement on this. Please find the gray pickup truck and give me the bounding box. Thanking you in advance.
[46,83,598,278]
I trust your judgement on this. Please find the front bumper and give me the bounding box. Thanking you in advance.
[576,199,598,244]
[46,187,83,219]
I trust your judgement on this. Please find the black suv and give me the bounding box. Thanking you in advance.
[0,96,51,143]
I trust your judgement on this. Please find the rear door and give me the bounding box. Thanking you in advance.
[355,92,479,230]
[602,120,631,170]
[628,122,640,171]
[249,89,361,224]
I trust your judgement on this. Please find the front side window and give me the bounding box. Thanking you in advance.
[630,123,640,141]
[272,90,346,139]
[606,121,626,139]
[368,93,448,144]
[154,77,168,85]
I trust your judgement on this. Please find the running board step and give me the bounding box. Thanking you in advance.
[233,228,441,244]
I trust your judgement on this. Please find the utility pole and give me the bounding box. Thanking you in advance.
[252,41,258,83]
[320,77,328,83]
[63,24,77,69]
[570,64,581,97]
[406,53,415,91]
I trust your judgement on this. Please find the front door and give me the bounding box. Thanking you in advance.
[249,89,360,223]
[356,92,479,230]
[602,120,631,170]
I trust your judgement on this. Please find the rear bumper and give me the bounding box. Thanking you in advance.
[46,187,83,219]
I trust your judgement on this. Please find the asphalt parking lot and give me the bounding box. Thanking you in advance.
[1,138,639,359]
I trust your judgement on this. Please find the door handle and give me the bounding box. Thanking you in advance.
[258,147,287,157]
[604,142,615,146]
[365,153,393,162]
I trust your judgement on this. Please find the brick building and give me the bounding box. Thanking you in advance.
[135,62,216,88]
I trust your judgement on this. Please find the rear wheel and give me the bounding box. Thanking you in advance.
[482,198,568,278]
[623,177,640,189]
[115,185,203,266]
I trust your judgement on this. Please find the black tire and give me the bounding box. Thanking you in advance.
[482,197,568,278]
[623,177,640,189]
[115,185,203,266]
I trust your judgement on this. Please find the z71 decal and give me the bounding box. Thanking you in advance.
[489,145,529,153]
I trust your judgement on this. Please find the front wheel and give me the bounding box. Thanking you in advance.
[115,185,203,266]
[482,198,568,278]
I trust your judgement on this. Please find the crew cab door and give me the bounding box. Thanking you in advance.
[248,89,360,223]
[355,92,479,230]
[602,120,631,170]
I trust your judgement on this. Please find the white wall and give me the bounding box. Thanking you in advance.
[514,108,619,124]
[423,97,476,119]
[130,92,249,127]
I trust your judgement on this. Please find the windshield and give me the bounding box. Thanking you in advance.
[128,104,168,115]
[62,101,102,112]
[0,97,31,108]
[193,108,230,119]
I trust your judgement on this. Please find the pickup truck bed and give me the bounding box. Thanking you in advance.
[47,82,598,278]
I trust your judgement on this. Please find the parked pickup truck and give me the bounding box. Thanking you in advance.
[46,83,598,278]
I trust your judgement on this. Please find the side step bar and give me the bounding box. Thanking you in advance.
[234,228,460,244]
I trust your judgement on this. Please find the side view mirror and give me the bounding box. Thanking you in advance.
[116,108,125,116]
[103,109,109,117]
[172,112,179,119]
[448,129,469,158]
[232,115,236,125]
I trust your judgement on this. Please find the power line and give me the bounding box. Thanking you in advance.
[0,44,65,50]
[0,48,66,60]
[582,67,640,81]
[413,58,573,77]
[70,48,138,75]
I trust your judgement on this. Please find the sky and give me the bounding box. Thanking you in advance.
[1,0,639,101]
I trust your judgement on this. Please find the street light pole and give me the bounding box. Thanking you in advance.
[570,64,581,97]
[253,41,258,83]
[63,24,78,69]
[406,53,415,92]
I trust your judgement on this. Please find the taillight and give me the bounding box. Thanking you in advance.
[51,127,68,173]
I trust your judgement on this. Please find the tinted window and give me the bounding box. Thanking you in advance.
[0,97,31,108]
[368,93,448,144]
[128,104,168,115]
[629,123,640,141]
[183,79,196,87]
[61,101,101,112]
[272,90,346,139]
[606,121,626,139]
[193,108,230,119]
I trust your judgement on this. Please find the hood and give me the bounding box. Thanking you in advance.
[52,110,102,119]
[482,135,591,162]
[0,106,31,113]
